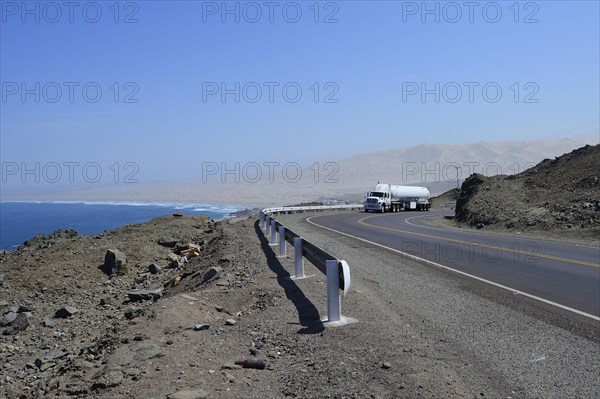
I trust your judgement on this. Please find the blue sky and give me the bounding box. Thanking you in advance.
[1,0,599,184]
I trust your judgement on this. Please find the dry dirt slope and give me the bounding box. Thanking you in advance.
[454,144,600,237]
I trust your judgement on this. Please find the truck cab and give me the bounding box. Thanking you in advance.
[363,187,391,213]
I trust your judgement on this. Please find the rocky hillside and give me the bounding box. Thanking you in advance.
[455,144,600,237]
[430,188,460,209]
[0,215,254,398]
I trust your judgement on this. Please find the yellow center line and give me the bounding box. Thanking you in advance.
[357,215,600,269]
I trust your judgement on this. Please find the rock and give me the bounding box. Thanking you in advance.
[63,382,88,396]
[235,359,266,369]
[158,237,178,248]
[92,368,124,389]
[381,361,392,369]
[17,304,32,312]
[476,223,485,229]
[42,318,56,327]
[164,275,182,288]
[124,307,143,320]
[224,371,236,383]
[167,389,210,399]
[202,267,223,283]
[221,362,241,370]
[3,312,29,335]
[148,263,161,274]
[39,361,57,372]
[134,274,149,284]
[127,288,163,302]
[0,311,17,327]
[225,319,238,326]
[103,249,127,275]
[193,324,210,331]
[100,297,112,306]
[55,305,78,318]
[165,253,182,268]
[109,342,164,367]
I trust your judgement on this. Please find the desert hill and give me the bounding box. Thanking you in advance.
[455,144,600,237]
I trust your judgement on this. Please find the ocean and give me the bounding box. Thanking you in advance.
[0,201,244,251]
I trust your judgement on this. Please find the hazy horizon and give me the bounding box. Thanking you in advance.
[2,134,597,208]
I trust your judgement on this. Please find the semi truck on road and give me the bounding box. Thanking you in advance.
[363,183,431,213]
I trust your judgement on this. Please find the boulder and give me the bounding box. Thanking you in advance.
[127,289,163,302]
[148,263,161,274]
[158,237,178,248]
[55,305,79,318]
[3,312,29,335]
[202,267,223,283]
[0,311,17,327]
[124,307,143,320]
[92,368,124,390]
[103,249,127,275]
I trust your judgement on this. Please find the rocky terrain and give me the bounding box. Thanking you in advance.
[0,215,237,398]
[454,144,600,239]
[1,211,505,399]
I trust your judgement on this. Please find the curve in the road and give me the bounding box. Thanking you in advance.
[358,215,599,268]
[306,211,600,321]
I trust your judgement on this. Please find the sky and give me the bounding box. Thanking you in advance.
[1,0,599,187]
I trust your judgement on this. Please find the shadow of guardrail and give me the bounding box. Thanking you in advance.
[255,220,325,334]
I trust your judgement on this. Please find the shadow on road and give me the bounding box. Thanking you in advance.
[254,220,325,334]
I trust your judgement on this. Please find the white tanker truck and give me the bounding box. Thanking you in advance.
[363,183,431,213]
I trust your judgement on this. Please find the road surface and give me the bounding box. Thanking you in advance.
[306,210,600,318]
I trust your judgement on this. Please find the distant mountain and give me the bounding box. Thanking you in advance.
[2,134,597,207]
[334,134,598,190]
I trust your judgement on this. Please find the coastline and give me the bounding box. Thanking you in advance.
[0,201,249,252]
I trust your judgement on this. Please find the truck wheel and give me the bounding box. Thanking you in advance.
[381,205,385,213]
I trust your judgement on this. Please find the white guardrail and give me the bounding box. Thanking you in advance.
[259,204,362,326]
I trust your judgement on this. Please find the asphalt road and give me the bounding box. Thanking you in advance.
[307,210,600,319]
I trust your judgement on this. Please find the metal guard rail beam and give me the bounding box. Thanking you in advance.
[259,204,361,325]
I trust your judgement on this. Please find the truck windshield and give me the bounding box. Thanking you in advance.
[370,192,384,198]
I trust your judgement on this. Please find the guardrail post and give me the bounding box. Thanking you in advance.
[293,237,305,279]
[278,226,286,257]
[259,212,265,229]
[266,216,271,236]
[270,220,277,244]
[326,260,341,323]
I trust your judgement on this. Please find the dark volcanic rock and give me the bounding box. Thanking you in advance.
[55,305,79,318]
[202,267,223,283]
[158,237,178,247]
[127,289,163,302]
[103,249,127,275]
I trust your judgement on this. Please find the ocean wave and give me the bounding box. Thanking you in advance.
[1,200,244,213]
